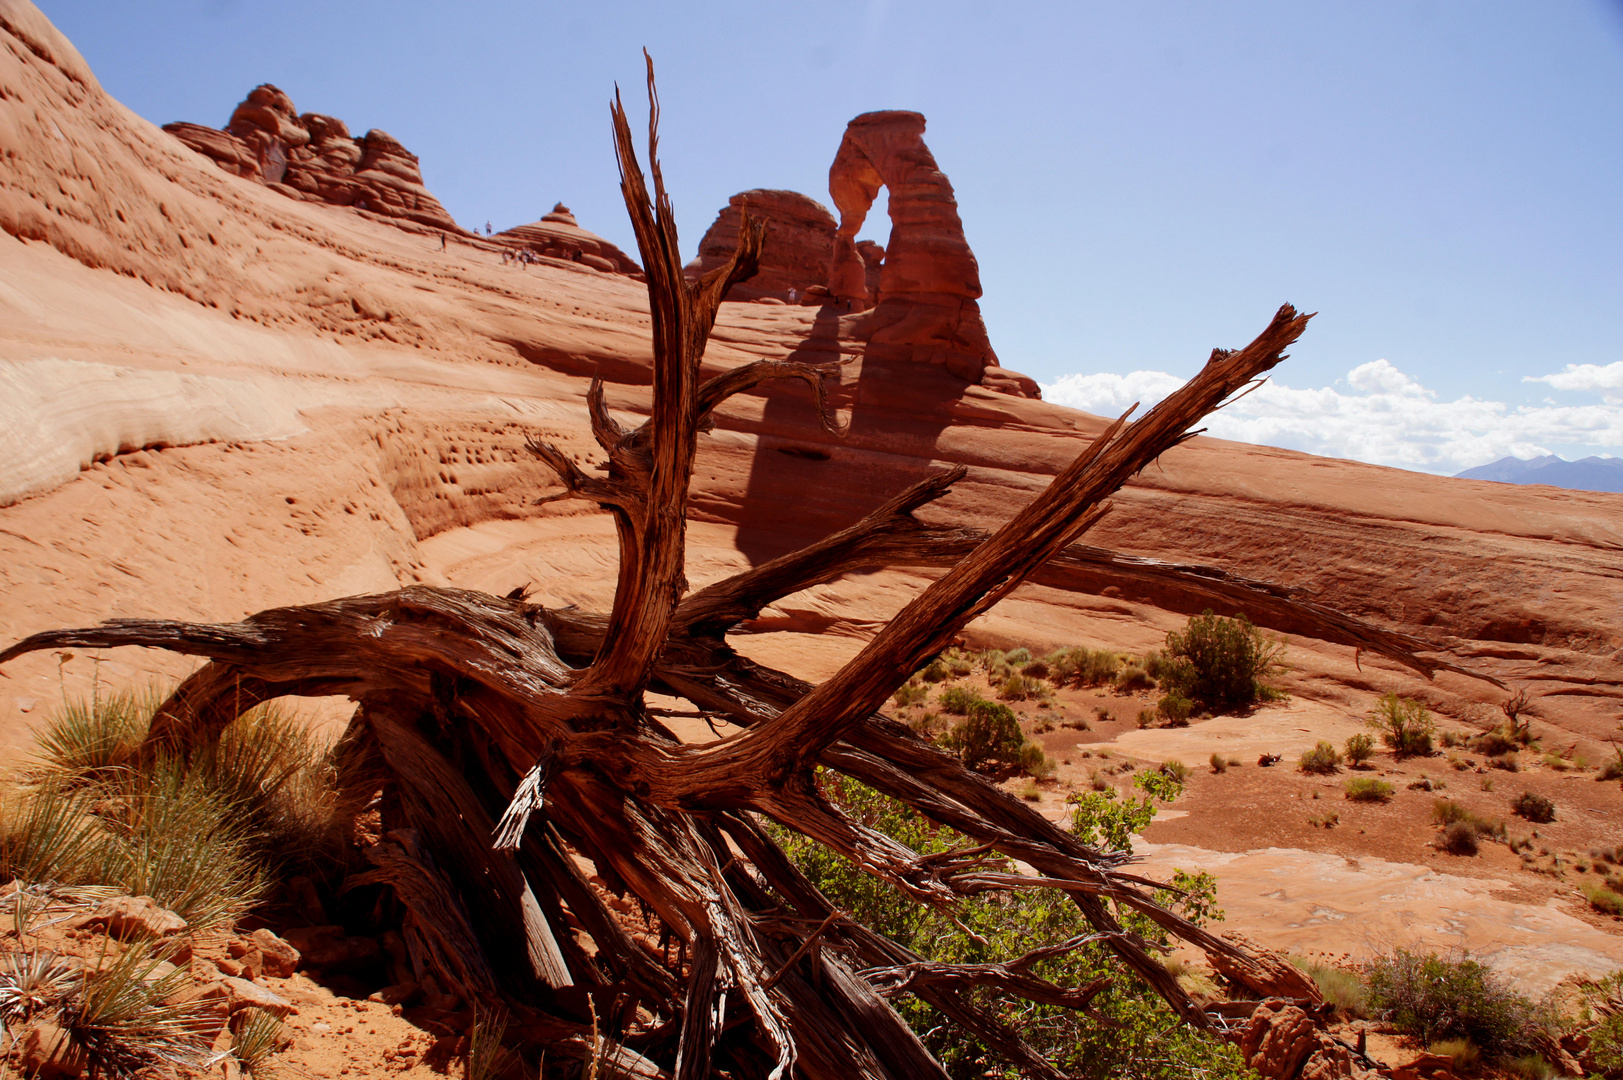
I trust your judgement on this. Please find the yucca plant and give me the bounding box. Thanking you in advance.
[30,687,163,783]
[230,1008,289,1080]
[60,939,215,1078]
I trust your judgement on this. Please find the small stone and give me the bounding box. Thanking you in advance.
[17,1021,87,1079]
[250,928,301,977]
[75,896,187,940]
[219,976,293,1016]
[216,957,245,978]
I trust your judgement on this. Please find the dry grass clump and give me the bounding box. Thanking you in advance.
[1289,957,1366,1017]
[1,685,359,930]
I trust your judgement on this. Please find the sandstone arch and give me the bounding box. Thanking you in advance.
[829,110,1010,388]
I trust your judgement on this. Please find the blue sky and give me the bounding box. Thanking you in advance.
[41,1,1623,474]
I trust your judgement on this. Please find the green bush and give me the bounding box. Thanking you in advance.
[1114,664,1155,693]
[996,674,1046,701]
[938,686,982,716]
[1298,741,1342,775]
[945,699,1025,772]
[1363,948,1547,1057]
[1159,611,1284,715]
[893,683,929,707]
[919,660,950,684]
[1344,778,1394,802]
[1019,741,1056,780]
[772,774,1248,1080]
[1157,692,1193,726]
[1344,732,1375,766]
[1512,791,1555,823]
[1432,799,1505,840]
[1046,647,1121,688]
[1589,1010,1623,1077]
[1368,694,1435,758]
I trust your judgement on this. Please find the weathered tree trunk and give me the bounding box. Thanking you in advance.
[1,57,1471,1079]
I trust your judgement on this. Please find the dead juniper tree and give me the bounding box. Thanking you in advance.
[1,59,1470,1079]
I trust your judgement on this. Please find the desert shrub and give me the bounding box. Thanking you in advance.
[938,686,982,716]
[1136,709,1155,729]
[1047,647,1120,689]
[1114,664,1155,693]
[1471,728,1519,757]
[1344,778,1394,802]
[1601,757,1623,782]
[1015,779,1041,801]
[773,773,1248,1080]
[1004,648,1032,666]
[919,659,950,684]
[1580,880,1623,917]
[1501,1054,1555,1080]
[1019,741,1056,780]
[1368,694,1435,758]
[1440,821,1479,856]
[1428,1038,1481,1075]
[1209,753,1228,775]
[1159,611,1284,715]
[997,674,1046,701]
[1342,732,1375,767]
[1020,658,1050,679]
[1159,760,1190,783]
[1142,650,1175,683]
[1290,958,1367,1018]
[1431,799,1505,841]
[947,654,974,678]
[893,682,929,707]
[945,699,1025,772]
[1157,692,1194,726]
[1589,1011,1623,1077]
[1363,948,1546,1057]
[1298,741,1342,775]
[1512,791,1555,823]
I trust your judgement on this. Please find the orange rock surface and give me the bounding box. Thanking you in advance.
[1,0,1620,1003]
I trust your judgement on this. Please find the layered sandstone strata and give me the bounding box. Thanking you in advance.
[164,84,464,234]
[684,189,838,302]
[494,204,641,276]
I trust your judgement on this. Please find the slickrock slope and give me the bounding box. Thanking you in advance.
[2,0,1620,998]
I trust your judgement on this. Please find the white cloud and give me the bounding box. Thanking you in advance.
[1524,361,1623,405]
[1041,358,1623,474]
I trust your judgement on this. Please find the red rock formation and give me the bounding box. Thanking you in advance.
[164,84,464,234]
[494,204,641,276]
[684,189,836,301]
[829,110,1025,393]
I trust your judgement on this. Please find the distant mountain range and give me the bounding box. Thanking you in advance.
[1455,455,1623,493]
